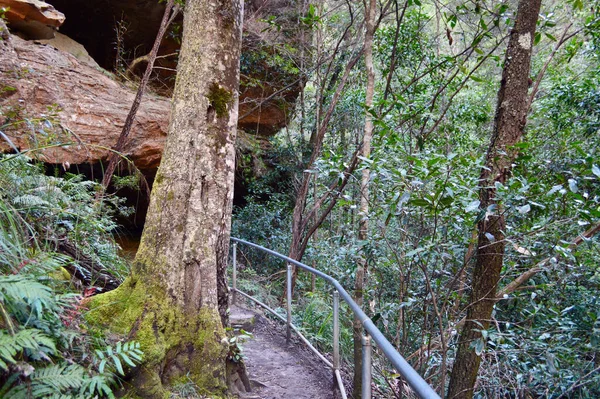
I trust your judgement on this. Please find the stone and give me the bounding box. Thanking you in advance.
[0,0,65,39]
[230,305,257,333]
[0,0,306,176]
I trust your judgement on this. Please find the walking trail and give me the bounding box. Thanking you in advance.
[230,304,335,399]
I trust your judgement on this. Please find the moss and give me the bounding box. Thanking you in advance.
[207,83,233,118]
[166,190,175,201]
[85,251,228,398]
[49,267,72,281]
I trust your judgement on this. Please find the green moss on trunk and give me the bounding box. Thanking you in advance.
[86,266,228,398]
[207,83,233,118]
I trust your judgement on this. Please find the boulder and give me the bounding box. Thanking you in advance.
[0,0,306,171]
[0,0,65,39]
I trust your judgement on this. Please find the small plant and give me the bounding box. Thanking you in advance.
[225,329,252,364]
[0,270,143,398]
[0,12,8,41]
[169,375,206,399]
[95,341,143,376]
[113,17,130,75]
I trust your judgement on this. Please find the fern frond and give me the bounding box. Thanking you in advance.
[4,364,87,398]
[5,364,86,398]
[0,329,57,370]
[80,374,115,399]
[12,194,51,208]
[30,364,85,394]
[0,275,53,309]
[95,340,143,376]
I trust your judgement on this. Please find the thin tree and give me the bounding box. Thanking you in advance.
[447,0,542,397]
[87,0,244,396]
[98,0,179,196]
[352,0,376,395]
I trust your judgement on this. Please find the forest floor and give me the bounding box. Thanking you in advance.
[231,305,336,399]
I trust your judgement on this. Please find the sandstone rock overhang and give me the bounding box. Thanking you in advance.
[1,34,170,172]
[46,0,304,136]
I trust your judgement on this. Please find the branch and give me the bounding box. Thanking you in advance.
[526,23,579,112]
[406,220,600,362]
[297,148,361,259]
[97,0,179,198]
[499,220,600,296]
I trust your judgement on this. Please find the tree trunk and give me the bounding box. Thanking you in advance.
[353,0,376,396]
[446,1,542,398]
[86,0,244,396]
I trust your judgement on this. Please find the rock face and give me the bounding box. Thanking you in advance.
[0,0,65,39]
[0,35,170,172]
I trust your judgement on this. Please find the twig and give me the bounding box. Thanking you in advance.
[526,23,578,112]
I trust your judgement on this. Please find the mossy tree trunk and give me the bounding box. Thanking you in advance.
[87,0,244,397]
[446,0,541,398]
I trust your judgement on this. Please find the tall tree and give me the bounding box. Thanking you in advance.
[87,0,244,396]
[353,0,376,395]
[447,0,542,398]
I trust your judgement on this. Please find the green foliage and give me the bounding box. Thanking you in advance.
[296,291,353,360]
[232,1,600,397]
[95,341,143,376]
[0,329,56,370]
[0,154,143,397]
[169,377,204,399]
[0,156,131,280]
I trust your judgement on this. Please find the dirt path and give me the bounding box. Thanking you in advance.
[232,306,335,399]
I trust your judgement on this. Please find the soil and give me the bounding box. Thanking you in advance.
[233,306,336,399]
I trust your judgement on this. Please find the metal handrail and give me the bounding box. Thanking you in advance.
[230,237,441,399]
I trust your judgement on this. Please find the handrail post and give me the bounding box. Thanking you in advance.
[362,334,372,399]
[286,263,292,344]
[333,290,340,371]
[232,242,237,305]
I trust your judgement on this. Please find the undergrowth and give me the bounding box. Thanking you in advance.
[0,154,143,398]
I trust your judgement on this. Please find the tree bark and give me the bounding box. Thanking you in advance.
[353,0,376,396]
[86,0,244,396]
[446,1,542,398]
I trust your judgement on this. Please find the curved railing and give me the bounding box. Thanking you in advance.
[230,237,441,399]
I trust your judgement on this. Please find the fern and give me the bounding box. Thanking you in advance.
[0,154,143,398]
[12,194,52,208]
[0,201,33,272]
[0,329,56,370]
[31,364,85,395]
[95,341,143,375]
[4,363,85,398]
[0,275,53,318]
[80,374,115,399]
